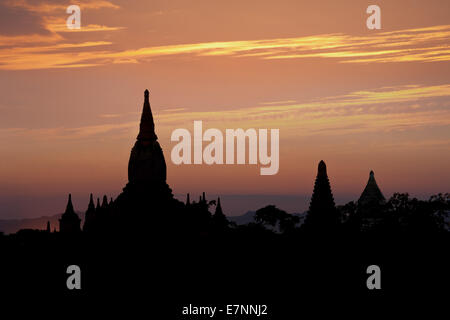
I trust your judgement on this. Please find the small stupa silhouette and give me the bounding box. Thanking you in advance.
[83,193,96,232]
[59,194,81,233]
[358,170,385,206]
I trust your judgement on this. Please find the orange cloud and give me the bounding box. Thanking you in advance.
[44,16,125,33]
[0,0,123,49]
[4,84,449,140]
[5,0,120,13]
[1,24,449,70]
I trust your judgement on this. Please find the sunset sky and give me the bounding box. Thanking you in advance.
[0,0,449,219]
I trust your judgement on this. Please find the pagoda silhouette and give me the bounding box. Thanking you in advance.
[59,90,219,236]
[358,170,385,206]
[112,89,184,232]
[57,90,396,237]
[5,89,448,301]
[302,160,340,232]
[357,170,387,230]
[59,194,81,233]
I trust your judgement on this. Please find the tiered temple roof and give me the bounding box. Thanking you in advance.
[358,170,385,206]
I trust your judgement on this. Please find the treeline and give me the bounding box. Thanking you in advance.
[235,193,449,236]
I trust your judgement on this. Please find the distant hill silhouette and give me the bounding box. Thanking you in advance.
[227,211,307,227]
[0,212,83,234]
[228,211,256,225]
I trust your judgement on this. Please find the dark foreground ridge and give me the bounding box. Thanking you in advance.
[0,90,448,314]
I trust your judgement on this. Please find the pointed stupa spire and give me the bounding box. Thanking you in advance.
[83,193,96,232]
[137,89,157,142]
[215,197,224,216]
[87,193,95,211]
[303,160,338,230]
[59,193,81,233]
[101,195,108,208]
[202,192,206,203]
[186,193,191,206]
[65,193,75,215]
[358,170,385,206]
[309,161,335,210]
[212,196,228,228]
[96,198,101,211]
[46,221,51,233]
[127,89,167,185]
[318,160,327,177]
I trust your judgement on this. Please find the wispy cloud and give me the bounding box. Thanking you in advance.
[98,113,125,119]
[1,121,137,141]
[138,83,450,137]
[0,41,112,70]
[0,0,123,50]
[1,23,449,70]
[4,84,449,140]
[162,108,187,113]
[260,100,297,105]
[45,17,125,33]
[5,0,120,13]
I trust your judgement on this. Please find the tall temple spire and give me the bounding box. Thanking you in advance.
[59,193,81,233]
[66,193,75,214]
[318,160,327,177]
[212,196,228,229]
[137,89,157,142]
[88,193,95,210]
[309,161,336,210]
[83,193,96,233]
[127,89,167,185]
[303,160,339,231]
[186,193,191,206]
[101,195,108,208]
[358,170,385,206]
[215,197,223,216]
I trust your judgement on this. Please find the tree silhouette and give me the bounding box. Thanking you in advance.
[255,205,299,234]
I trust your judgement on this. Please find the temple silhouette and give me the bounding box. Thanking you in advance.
[1,89,448,304]
[55,89,448,236]
[303,160,339,232]
[59,89,226,236]
[59,194,81,234]
[358,170,385,206]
